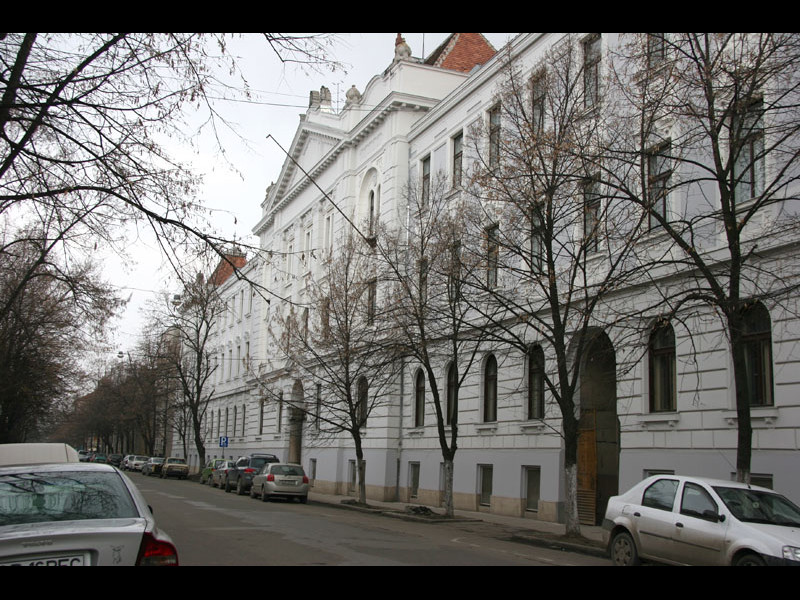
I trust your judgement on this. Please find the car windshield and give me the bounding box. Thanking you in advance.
[713,486,800,526]
[167,459,186,465]
[135,456,148,461]
[151,458,164,464]
[0,470,140,526]
[250,457,275,469]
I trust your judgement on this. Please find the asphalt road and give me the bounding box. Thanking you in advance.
[133,473,610,566]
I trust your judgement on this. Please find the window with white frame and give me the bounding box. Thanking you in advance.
[484,354,498,422]
[366,278,377,326]
[488,105,501,168]
[446,362,458,426]
[414,369,425,427]
[324,212,334,255]
[486,225,499,288]
[647,141,671,230]
[527,345,545,419]
[649,321,676,413]
[421,156,431,206]
[583,34,601,109]
[732,99,765,202]
[531,71,546,136]
[452,132,463,188]
[583,177,601,253]
[530,204,544,273]
[740,301,773,407]
[646,33,666,69]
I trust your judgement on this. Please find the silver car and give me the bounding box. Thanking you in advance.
[604,474,800,566]
[250,463,309,503]
[0,462,178,566]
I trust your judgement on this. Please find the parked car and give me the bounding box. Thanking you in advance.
[108,454,123,468]
[78,450,91,462]
[89,452,109,464]
[224,454,279,495]
[128,456,149,472]
[604,474,800,566]
[141,457,165,477]
[200,458,228,485]
[210,461,236,488]
[0,443,79,466]
[0,460,178,565]
[160,457,189,480]
[250,463,309,503]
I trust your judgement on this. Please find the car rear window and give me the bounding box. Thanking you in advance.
[0,470,140,526]
[270,465,305,476]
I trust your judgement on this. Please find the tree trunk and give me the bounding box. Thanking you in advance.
[442,459,455,518]
[727,313,753,484]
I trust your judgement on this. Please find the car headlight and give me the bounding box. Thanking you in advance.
[782,546,800,561]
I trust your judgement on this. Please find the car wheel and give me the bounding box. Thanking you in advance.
[224,479,232,493]
[733,552,766,566]
[261,485,269,502]
[236,479,245,496]
[249,485,257,499]
[610,530,640,566]
[299,496,308,504]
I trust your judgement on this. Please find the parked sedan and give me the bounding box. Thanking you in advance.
[210,461,236,488]
[604,474,800,566]
[200,458,228,485]
[0,461,178,566]
[141,457,164,477]
[160,457,189,480]
[250,463,309,503]
[128,456,149,472]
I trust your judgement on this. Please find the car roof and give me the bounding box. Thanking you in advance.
[639,474,774,493]
[0,443,80,467]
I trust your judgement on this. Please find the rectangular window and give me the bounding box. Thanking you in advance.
[647,141,671,230]
[525,467,541,512]
[366,279,377,325]
[421,156,431,206]
[531,72,546,135]
[733,99,765,202]
[259,398,264,435]
[487,225,499,288]
[303,226,313,270]
[452,132,463,188]
[583,34,601,109]
[583,177,601,253]
[488,105,501,168]
[409,462,420,499]
[479,465,493,506]
[530,206,543,273]
[324,213,333,254]
[647,33,666,69]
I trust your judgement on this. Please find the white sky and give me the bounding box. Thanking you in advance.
[105,33,517,358]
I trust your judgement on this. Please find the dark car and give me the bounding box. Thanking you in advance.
[210,460,236,488]
[225,454,279,495]
[108,454,123,468]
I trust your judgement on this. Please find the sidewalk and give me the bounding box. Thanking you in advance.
[307,490,609,560]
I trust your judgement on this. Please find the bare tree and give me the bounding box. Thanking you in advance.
[158,267,224,469]
[465,39,647,534]
[605,33,800,483]
[377,175,489,517]
[258,230,397,505]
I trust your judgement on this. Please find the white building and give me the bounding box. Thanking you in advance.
[180,33,800,525]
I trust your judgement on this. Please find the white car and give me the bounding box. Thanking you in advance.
[604,474,800,566]
[0,461,178,566]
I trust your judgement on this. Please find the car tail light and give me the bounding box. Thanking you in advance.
[136,532,179,566]
[266,474,274,482]
[244,468,256,474]
[302,476,309,484]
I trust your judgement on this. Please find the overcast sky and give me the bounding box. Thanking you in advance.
[105,33,517,358]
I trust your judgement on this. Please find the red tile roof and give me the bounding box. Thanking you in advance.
[424,33,497,73]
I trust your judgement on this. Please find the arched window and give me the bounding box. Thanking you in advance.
[649,321,676,412]
[446,362,458,426]
[414,370,425,427]
[357,376,369,427]
[741,302,773,406]
[527,345,545,419]
[484,354,498,422]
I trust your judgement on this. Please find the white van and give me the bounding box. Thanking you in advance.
[0,443,80,466]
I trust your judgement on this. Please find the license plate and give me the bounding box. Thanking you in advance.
[0,553,88,566]
[278,479,297,486]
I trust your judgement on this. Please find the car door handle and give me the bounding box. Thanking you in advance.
[675,522,684,528]
[633,512,641,517]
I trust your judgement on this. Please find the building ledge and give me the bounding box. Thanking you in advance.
[722,407,779,427]
[519,420,546,432]
[639,412,680,428]
[475,422,497,434]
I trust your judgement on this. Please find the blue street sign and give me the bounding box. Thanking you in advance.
[219,437,229,448]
